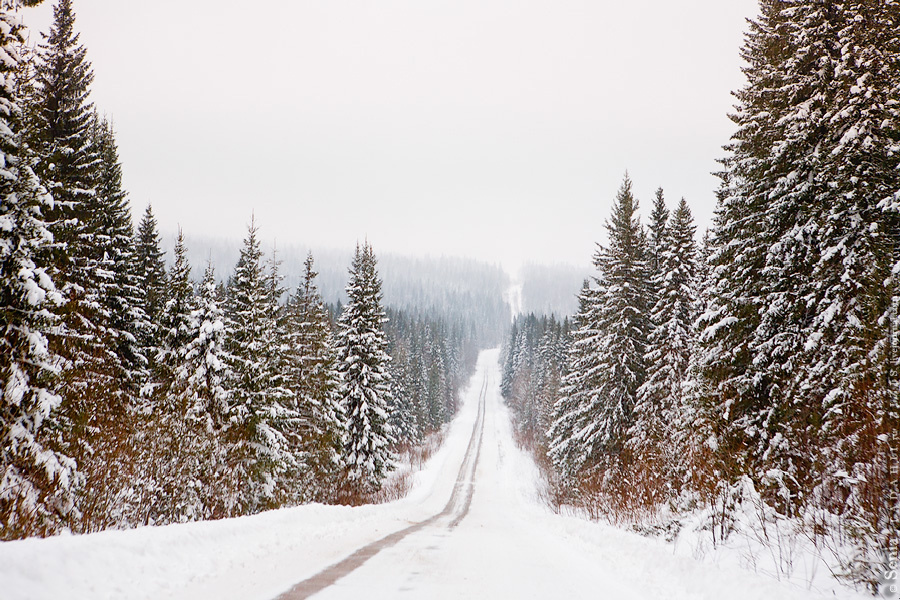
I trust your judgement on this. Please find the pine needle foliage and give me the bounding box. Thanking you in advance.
[336,242,395,495]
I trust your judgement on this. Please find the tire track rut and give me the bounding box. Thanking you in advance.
[276,374,488,599]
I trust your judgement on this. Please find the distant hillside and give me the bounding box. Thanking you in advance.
[515,262,590,317]
[161,232,511,347]
[159,232,586,338]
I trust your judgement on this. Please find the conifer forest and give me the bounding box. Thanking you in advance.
[1,0,899,597]
[500,2,900,591]
[1,0,486,533]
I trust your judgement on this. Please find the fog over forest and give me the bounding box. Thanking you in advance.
[168,231,587,318]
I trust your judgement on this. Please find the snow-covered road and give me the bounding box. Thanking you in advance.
[0,349,870,599]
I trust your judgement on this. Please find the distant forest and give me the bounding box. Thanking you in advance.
[168,233,585,319]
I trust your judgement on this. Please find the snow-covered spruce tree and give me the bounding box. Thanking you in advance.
[503,316,538,439]
[262,248,299,501]
[129,229,200,525]
[548,280,597,481]
[575,175,651,473]
[155,230,194,393]
[282,253,344,501]
[423,333,448,430]
[402,330,429,442]
[128,231,203,525]
[701,1,900,583]
[336,242,395,496]
[677,230,721,503]
[174,262,237,518]
[224,219,293,512]
[91,115,148,393]
[411,334,431,437]
[533,319,567,449]
[646,187,669,284]
[630,197,697,501]
[501,314,567,449]
[179,262,231,431]
[698,0,822,516]
[133,205,166,383]
[29,0,139,532]
[0,0,78,540]
[811,0,900,582]
[29,0,97,265]
[388,345,419,446]
[500,320,519,399]
[383,311,417,446]
[28,1,109,357]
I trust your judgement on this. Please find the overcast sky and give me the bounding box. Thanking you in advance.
[23,0,759,271]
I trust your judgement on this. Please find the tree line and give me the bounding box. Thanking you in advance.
[503,0,899,591]
[1,0,478,538]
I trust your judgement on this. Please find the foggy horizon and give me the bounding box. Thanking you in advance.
[22,0,759,271]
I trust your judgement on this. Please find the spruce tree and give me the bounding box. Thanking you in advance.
[175,262,237,517]
[156,230,194,394]
[224,219,291,511]
[702,1,899,582]
[0,0,77,539]
[698,0,807,511]
[178,262,231,429]
[128,229,198,525]
[534,319,565,448]
[283,253,344,501]
[28,0,132,532]
[28,0,105,350]
[91,115,148,391]
[577,175,651,469]
[647,187,669,281]
[631,197,697,495]
[548,280,597,479]
[262,247,298,503]
[29,0,98,266]
[133,205,166,377]
[705,0,899,499]
[336,242,395,494]
[387,336,419,446]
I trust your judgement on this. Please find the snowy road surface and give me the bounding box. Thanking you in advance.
[0,349,869,599]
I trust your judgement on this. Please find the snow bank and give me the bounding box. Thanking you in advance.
[0,353,488,600]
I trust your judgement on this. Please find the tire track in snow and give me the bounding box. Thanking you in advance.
[276,373,488,600]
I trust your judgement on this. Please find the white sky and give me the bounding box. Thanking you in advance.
[22,0,759,270]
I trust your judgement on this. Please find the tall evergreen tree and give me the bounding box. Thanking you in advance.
[283,253,344,501]
[155,230,194,395]
[133,204,166,383]
[224,219,292,511]
[336,242,395,495]
[630,197,698,493]
[263,247,299,502]
[178,262,231,430]
[699,0,814,511]
[701,0,899,584]
[387,333,419,446]
[175,262,237,517]
[577,175,651,469]
[548,280,597,479]
[549,177,652,477]
[28,0,134,532]
[91,115,148,391]
[0,0,77,539]
[647,187,669,282]
[29,0,97,266]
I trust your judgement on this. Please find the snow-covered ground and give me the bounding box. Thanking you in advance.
[0,350,875,599]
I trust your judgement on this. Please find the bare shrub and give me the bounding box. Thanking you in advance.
[372,470,414,504]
